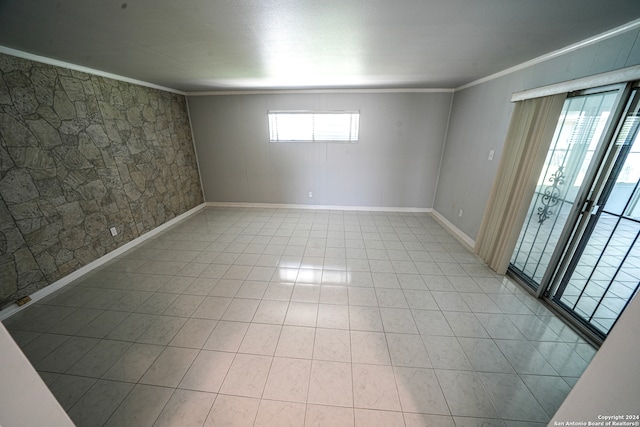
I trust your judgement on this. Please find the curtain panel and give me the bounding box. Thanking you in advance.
[475,93,567,274]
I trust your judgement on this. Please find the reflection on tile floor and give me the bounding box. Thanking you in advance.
[2,207,597,427]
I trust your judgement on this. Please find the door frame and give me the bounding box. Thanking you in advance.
[507,81,639,346]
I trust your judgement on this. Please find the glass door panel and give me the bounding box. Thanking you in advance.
[510,91,619,290]
[552,90,640,337]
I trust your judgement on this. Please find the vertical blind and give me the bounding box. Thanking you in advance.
[475,93,567,274]
[268,111,360,142]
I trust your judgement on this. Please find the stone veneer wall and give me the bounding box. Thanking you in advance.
[0,53,203,308]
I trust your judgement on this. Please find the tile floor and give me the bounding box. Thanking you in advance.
[2,207,597,427]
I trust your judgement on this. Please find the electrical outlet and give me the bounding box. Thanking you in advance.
[308,192,313,198]
[488,150,495,161]
[110,227,118,236]
[458,209,463,218]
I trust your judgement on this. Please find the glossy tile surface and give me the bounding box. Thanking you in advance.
[3,207,596,426]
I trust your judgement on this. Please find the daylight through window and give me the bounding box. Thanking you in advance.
[268,111,360,143]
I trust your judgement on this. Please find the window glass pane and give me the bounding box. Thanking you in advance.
[510,91,618,288]
[269,113,313,141]
[313,113,359,141]
[268,111,359,142]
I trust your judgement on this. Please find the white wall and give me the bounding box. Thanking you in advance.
[550,293,640,422]
[434,28,640,241]
[188,92,453,208]
[0,324,74,427]
[432,25,640,424]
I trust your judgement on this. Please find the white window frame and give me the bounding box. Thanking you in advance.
[268,110,360,143]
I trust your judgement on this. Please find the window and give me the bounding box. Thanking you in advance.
[268,111,360,143]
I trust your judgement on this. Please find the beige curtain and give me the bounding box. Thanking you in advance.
[475,93,567,274]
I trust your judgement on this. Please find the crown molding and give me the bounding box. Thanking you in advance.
[0,46,186,95]
[187,88,455,96]
[3,17,639,98]
[456,18,640,92]
[511,64,640,101]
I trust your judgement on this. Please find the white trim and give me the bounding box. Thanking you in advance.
[511,65,640,101]
[4,17,640,97]
[205,201,432,213]
[456,18,640,92]
[0,46,185,96]
[0,204,206,321]
[4,16,639,98]
[432,93,456,208]
[431,210,476,251]
[185,99,206,202]
[187,88,455,96]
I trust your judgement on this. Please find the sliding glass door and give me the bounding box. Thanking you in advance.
[510,90,619,290]
[508,83,640,342]
[550,88,640,337]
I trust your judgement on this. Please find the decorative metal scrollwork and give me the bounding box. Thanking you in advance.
[537,166,565,224]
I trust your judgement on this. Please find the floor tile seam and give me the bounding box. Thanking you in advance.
[42,327,146,352]
[16,305,82,332]
[442,310,492,340]
[347,335,358,413]
[63,336,135,378]
[106,340,167,384]
[138,345,203,395]
[398,364,455,419]
[67,378,138,427]
[440,367,503,422]
[290,327,318,421]
[491,337,561,378]
[477,370,554,423]
[48,367,147,387]
[524,339,580,377]
[562,341,598,364]
[32,333,102,370]
[105,382,181,427]
[246,319,287,358]
[513,371,568,420]
[415,365,501,374]
[421,323,471,368]
[183,389,222,427]
[49,374,100,412]
[403,305,436,368]
[450,415,509,426]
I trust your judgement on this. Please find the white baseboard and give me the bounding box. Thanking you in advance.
[205,201,433,213]
[1,203,472,321]
[430,210,476,251]
[0,203,206,321]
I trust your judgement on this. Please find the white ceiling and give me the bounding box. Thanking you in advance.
[1,1,640,92]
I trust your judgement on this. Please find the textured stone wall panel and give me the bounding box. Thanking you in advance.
[0,53,203,308]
